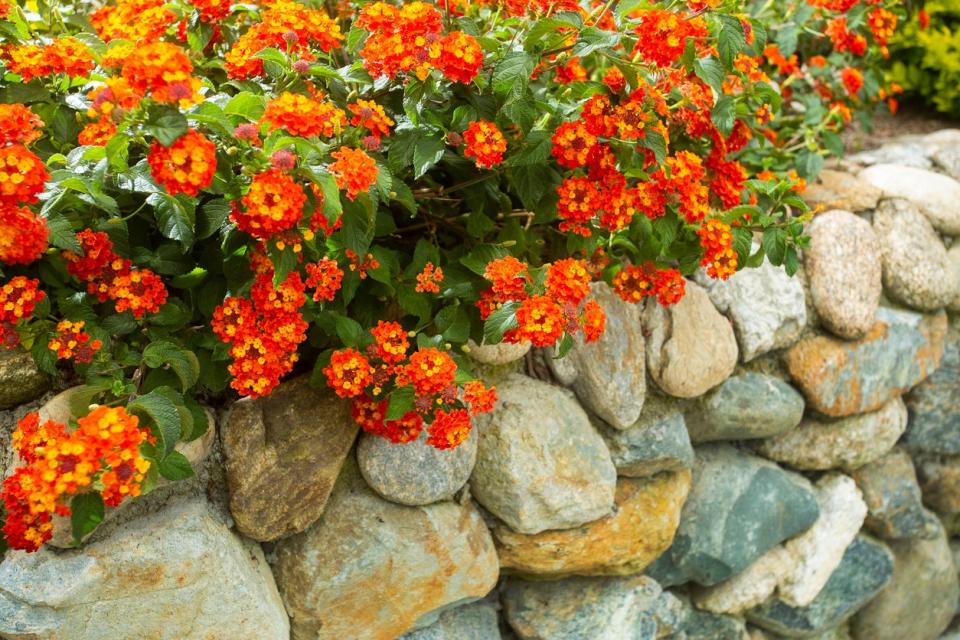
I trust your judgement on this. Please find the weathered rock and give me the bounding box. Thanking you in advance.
[925,130,960,180]
[470,374,616,534]
[784,308,947,417]
[804,210,882,340]
[747,536,894,639]
[851,143,934,170]
[398,600,501,640]
[803,170,882,213]
[949,245,960,313]
[220,375,358,541]
[904,333,960,455]
[860,164,960,235]
[851,448,941,540]
[914,455,960,517]
[851,517,958,640]
[692,546,794,614]
[547,283,646,429]
[677,601,750,640]
[643,280,738,398]
[756,397,907,472]
[662,445,820,586]
[685,373,804,443]
[502,575,680,640]
[598,400,694,477]
[494,470,691,579]
[466,339,530,366]
[0,347,47,410]
[694,254,806,362]
[358,427,477,506]
[873,199,960,311]
[0,499,289,640]
[271,458,499,640]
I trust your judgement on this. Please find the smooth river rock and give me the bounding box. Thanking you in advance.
[851,448,941,540]
[469,374,616,534]
[804,210,882,340]
[271,459,499,640]
[904,332,960,455]
[220,375,357,541]
[784,308,947,417]
[493,470,691,579]
[860,163,960,235]
[803,170,881,212]
[685,373,804,443]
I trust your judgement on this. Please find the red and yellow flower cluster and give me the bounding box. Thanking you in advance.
[1,407,151,551]
[324,324,495,449]
[0,104,49,268]
[148,130,218,197]
[4,37,95,82]
[463,120,507,169]
[48,320,104,364]
[0,276,44,349]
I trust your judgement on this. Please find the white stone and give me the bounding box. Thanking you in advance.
[860,164,960,235]
[692,546,794,614]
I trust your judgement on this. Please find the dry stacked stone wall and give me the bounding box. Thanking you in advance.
[3,129,960,640]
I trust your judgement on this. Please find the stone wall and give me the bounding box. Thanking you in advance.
[2,129,960,640]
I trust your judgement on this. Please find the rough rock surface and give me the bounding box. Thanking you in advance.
[0,499,289,640]
[860,163,960,235]
[695,255,806,362]
[804,210,882,340]
[493,471,691,579]
[598,402,694,477]
[0,347,48,410]
[220,376,357,541]
[547,282,646,429]
[915,455,960,518]
[803,170,882,212]
[271,459,499,640]
[851,143,934,170]
[643,280,738,398]
[784,309,947,417]
[660,444,820,586]
[685,373,804,443]
[756,397,907,472]
[470,374,616,534]
[358,427,477,506]
[466,339,530,365]
[692,546,794,614]
[852,448,941,540]
[904,333,960,455]
[851,517,958,640]
[398,600,501,640]
[873,198,960,311]
[949,245,960,313]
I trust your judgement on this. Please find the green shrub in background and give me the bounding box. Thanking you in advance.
[887,1,960,117]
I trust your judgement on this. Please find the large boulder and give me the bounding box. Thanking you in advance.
[493,470,691,579]
[220,375,358,541]
[851,517,958,640]
[271,459,499,640]
[860,164,960,235]
[684,373,804,443]
[756,397,907,472]
[0,347,48,410]
[784,308,947,417]
[802,170,881,213]
[659,444,820,586]
[872,199,960,311]
[904,332,960,455]
[547,282,646,429]
[803,210,882,340]
[357,427,477,506]
[0,499,289,640]
[694,254,806,362]
[469,374,616,534]
[643,280,738,398]
[851,448,941,540]
[597,394,694,477]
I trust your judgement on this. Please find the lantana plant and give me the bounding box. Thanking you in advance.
[0,0,901,552]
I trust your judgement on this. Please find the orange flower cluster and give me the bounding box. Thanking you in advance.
[262,93,348,138]
[346,249,381,279]
[305,257,344,302]
[0,144,50,205]
[5,38,95,82]
[415,262,444,293]
[48,320,103,364]
[189,0,232,22]
[612,263,686,306]
[357,2,482,84]
[632,9,708,68]
[63,230,168,318]
[0,104,43,146]
[329,147,378,200]
[224,0,343,79]
[91,0,176,42]
[0,204,48,266]
[1,407,151,551]
[868,8,897,49]
[325,324,495,449]
[147,130,217,197]
[233,169,306,240]
[115,42,202,108]
[0,276,44,349]
[212,270,308,398]
[697,219,738,280]
[840,67,864,95]
[348,99,395,139]
[463,120,507,169]
[661,151,710,224]
[826,17,867,56]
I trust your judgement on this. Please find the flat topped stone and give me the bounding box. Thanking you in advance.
[860,163,960,235]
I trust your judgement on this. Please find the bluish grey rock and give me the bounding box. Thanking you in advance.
[685,373,805,443]
[597,393,694,477]
[658,444,820,586]
[747,536,894,639]
[644,549,689,589]
[502,575,682,640]
[676,598,749,640]
[904,335,960,455]
[851,448,941,540]
[399,600,501,640]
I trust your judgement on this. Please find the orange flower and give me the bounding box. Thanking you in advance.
[147,130,217,197]
[557,176,602,236]
[581,298,606,343]
[697,218,738,280]
[384,411,425,444]
[603,66,626,93]
[370,320,410,364]
[0,205,47,266]
[427,408,471,449]
[415,262,444,294]
[43,38,95,78]
[551,121,597,169]
[483,255,529,301]
[840,67,863,96]
[463,120,507,169]
[91,0,176,42]
[404,348,457,397]
[48,320,103,363]
[0,145,49,205]
[0,104,43,145]
[508,295,565,347]
[329,147,378,200]
[4,45,50,82]
[234,169,306,239]
[613,263,654,303]
[305,257,344,302]
[121,42,202,107]
[432,31,484,84]
[78,119,118,146]
[325,348,375,398]
[109,269,168,318]
[462,380,496,416]
[545,258,591,305]
[632,10,707,68]
[348,99,394,139]
[0,276,44,348]
[262,92,348,138]
[189,0,232,21]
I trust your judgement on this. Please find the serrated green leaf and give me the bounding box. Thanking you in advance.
[413,135,446,179]
[70,493,104,545]
[129,390,182,456]
[483,301,519,344]
[45,213,79,252]
[143,340,200,392]
[157,451,194,481]
[197,199,231,239]
[693,57,725,92]
[385,386,415,421]
[492,52,536,96]
[148,193,195,251]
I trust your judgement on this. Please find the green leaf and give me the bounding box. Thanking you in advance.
[784,245,800,277]
[129,390,182,456]
[572,27,620,58]
[693,57,725,92]
[143,340,200,392]
[460,244,508,275]
[483,301,520,344]
[413,135,446,179]
[510,164,556,210]
[385,386,415,421]
[492,52,536,96]
[105,133,130,172]
[70,493,104,545]
[507,130,553,166]
[44,212,79,252]
[148,193,195,251]
[197,199,231,239]
[145,109,189,147]
[717,15,747,66]
[435,304,470,343]
[341,195,376,256]
[796,150,824,180]
[224,91,267,120]
[332,313,364,347]
[157,451,194,481]
[762,228,787,266]
[30,334,58,376]
[712,95,736,137]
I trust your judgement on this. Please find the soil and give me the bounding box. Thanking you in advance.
[843,99,960,152]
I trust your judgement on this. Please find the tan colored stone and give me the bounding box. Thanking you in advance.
[803,170,882,212]
[221,375,358,541]
[494,470,691,579]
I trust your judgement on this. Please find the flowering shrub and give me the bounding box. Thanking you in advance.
[0,0,900,552]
